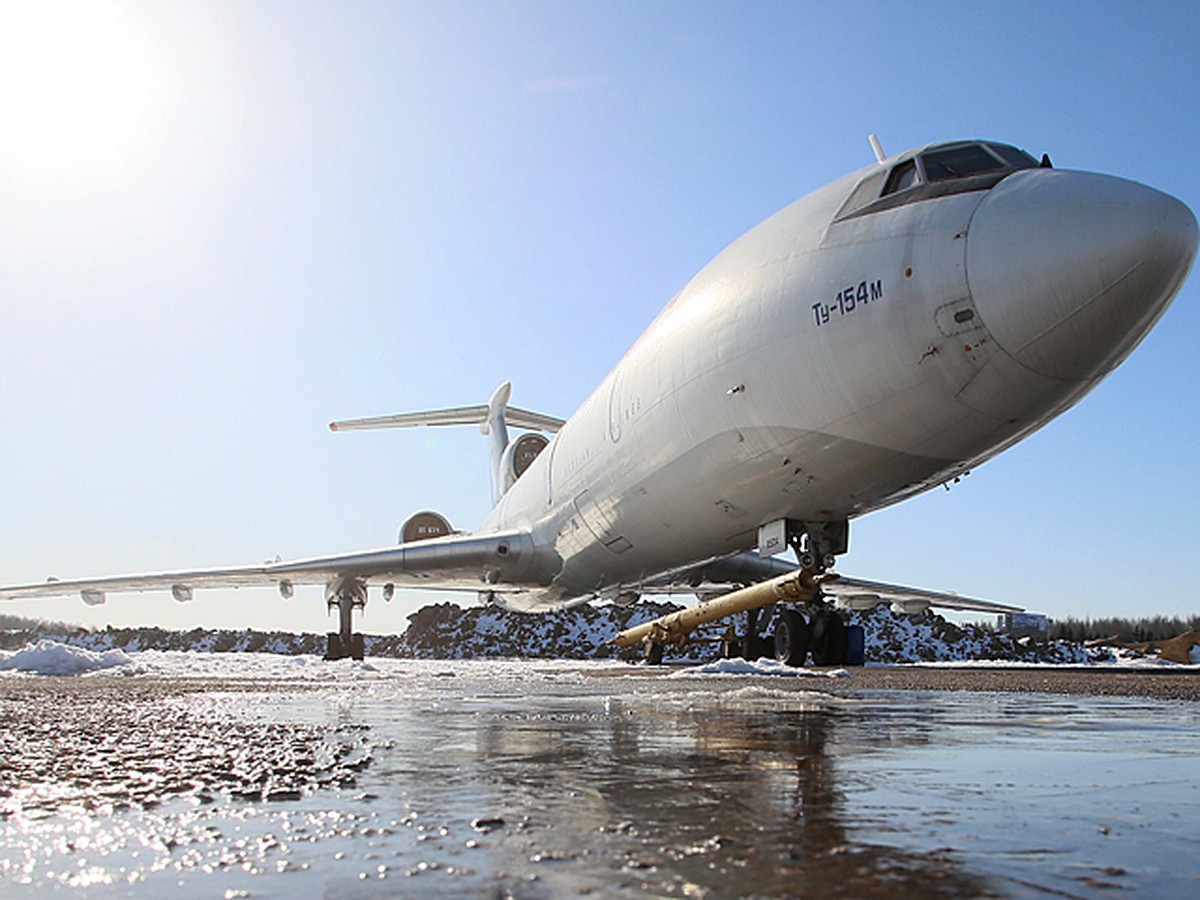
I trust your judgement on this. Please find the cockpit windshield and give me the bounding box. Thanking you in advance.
[986,143,1039,169]
[921,144,1006,182]
[836,140,1041,220]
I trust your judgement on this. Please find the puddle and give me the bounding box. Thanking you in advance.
[1,659,1197,896]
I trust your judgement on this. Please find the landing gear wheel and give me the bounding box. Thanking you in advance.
[774,608,811,667]
[741,606,768,661]
[742,635,767,661]
[722,638,743,660]
[810,610,848,666]
[325,632,344,661]
[644,641,664,666]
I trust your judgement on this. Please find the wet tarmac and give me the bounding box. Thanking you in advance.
[2,658,1198,897]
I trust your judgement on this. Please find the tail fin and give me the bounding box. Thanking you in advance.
[329,381,564,506]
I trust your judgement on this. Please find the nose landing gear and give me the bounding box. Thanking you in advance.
[772,519,850,666]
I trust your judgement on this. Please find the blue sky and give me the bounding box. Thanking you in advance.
[1,0,1197,633]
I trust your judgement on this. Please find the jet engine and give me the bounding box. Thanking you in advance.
[400,510,454,544]
[498,432,549,495]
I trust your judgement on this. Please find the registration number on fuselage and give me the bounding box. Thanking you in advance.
[812,279,883,327]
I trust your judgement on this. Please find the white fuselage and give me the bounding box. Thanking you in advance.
[482,144,1197,609]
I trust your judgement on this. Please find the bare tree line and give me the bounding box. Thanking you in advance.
[1049,615,1200,643]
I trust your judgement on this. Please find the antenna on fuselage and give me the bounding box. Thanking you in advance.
[868,134,886,165]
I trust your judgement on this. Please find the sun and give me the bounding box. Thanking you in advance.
[0,2,152,165]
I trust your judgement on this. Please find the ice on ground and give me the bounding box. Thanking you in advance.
[0,640,139,676]
[0,643,640,682]
[674,658,851,678]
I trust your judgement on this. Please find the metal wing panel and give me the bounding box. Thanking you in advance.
[636,554,1022,615]
[824,576,1022,614]
[0,530,555,603]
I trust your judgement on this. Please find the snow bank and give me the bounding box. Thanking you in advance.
[0,640,138,676]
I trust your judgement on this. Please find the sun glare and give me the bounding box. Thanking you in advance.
[0,2,152,165]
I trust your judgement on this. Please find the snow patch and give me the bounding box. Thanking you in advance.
[0,640,139,676]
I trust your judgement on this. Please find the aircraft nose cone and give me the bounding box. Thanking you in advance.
[967,171,1198,381]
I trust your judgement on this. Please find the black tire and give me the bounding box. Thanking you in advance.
[351,633,365,661]
[743,634,766,661]
[774,608,811,667]
[325,633,345,661]
[810,610,848,666]
[644,642,665,665]
[722,638,743,659]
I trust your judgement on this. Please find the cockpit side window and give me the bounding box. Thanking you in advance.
[835,168,888,219]
[921,145,1005,182]
[882,159,918,196]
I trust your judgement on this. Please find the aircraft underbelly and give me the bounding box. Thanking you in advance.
[545,427,962,597]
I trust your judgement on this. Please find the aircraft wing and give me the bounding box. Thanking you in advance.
[0,530,556,606]
[638,552,1022,615]
[822,576,1023,615]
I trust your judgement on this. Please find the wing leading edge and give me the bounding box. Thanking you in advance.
[823,575,1023,615]
[0,529,560,606]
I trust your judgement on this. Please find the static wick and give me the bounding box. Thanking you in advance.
[868,134,886,164]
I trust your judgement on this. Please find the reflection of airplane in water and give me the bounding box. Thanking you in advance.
[470,688,990,894]
[2,138,1196,663]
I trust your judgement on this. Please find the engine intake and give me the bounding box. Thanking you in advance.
[499,432,549,495]
[400,510,454,544]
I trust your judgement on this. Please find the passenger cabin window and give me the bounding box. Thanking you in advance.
[882,159,918,195]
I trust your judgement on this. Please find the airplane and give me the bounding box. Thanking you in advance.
[2,137,1196,664]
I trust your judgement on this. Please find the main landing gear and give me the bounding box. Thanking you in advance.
[325,576,366,661]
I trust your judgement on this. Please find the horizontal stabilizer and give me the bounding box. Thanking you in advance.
[330,405,564,433]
